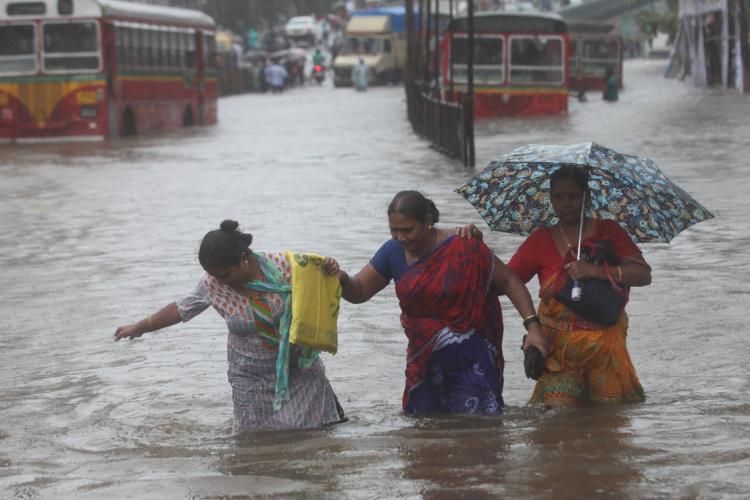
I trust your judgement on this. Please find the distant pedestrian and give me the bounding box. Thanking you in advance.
[352,58,371,91]
[603,66,618,102]
[264,59,288,93]
[251,61,264,92]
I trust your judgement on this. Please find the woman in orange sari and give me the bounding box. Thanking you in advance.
[507,166,652,406]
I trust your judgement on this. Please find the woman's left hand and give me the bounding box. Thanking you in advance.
[321,256,340,276]
[522,323,547,358]
[563,260,597,280]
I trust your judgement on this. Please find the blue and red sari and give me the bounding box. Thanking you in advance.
[396,236,504,414]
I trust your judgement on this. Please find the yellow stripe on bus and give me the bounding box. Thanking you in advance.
[0,80,104,127]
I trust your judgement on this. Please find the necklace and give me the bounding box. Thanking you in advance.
[559,219,585,249]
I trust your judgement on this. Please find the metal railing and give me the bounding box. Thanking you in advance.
[405,80,474,167]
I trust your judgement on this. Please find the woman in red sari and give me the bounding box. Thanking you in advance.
[507,166,652,406]
[336,191,546,415]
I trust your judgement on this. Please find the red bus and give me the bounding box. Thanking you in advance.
[441,12,569,118]
[0,0,218,143]
[568,21,622,93]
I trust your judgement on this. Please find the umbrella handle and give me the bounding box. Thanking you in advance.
[571,280,583,302]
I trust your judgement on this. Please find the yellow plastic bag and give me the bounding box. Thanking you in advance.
[286,251,342,354]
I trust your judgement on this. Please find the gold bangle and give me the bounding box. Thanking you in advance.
[147,315,154,330]
[616,266,623,282]
[522,314,540,331]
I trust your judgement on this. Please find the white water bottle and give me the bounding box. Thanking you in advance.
[571,280,583,302]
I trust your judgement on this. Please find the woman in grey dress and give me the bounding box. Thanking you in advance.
[114,220,346,431]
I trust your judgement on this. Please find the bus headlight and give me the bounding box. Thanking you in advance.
[80,106,97,118]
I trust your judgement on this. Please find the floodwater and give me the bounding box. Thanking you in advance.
[1,59,749,499]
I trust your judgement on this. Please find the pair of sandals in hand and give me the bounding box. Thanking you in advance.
[522,335,545,381]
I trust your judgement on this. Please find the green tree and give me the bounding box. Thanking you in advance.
[637,0,679,43]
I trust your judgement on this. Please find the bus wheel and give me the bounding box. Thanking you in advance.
[121,108,136,137]
[182,106,194,127]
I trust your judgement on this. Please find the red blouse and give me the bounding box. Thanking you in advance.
[507,219,641,287]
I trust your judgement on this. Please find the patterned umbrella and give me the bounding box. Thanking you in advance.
[455,142,713,243]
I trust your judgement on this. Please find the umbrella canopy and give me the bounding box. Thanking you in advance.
[455,142,713,243]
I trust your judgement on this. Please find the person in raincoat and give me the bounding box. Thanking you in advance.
[602,65,618,101]
[351,58,371,91]
[264,58,288,93]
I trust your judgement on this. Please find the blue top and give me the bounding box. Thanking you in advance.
[370,239,408,282]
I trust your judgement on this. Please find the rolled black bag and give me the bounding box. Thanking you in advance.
[524,345,545,380]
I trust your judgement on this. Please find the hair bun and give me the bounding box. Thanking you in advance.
[219,219,239,232]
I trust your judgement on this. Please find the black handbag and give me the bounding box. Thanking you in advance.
[553,240,625,327]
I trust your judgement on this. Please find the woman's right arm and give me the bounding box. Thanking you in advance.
[114,302,182,341]
[114,278,210,341]
[338,263,389,304]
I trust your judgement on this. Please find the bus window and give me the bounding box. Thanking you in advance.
[43,21,100,72]
[0,24,37,74]
[157,29,167,68]
[123,26,133,68]
[185,31,196,69]
[145,28,155,67]
[583,39,618,59]
[168,30,178,68]
[6,2,46,15]
[451,35,504,84]
[160,29,169,68]
[115,25,125,67]
[203,32,214,68]
[582,38,619,76]
[509,36,564,85]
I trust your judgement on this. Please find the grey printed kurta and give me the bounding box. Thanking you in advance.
[176,251,342,431]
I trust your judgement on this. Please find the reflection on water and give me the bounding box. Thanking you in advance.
[1,60,750,498]
[521,407,644,498]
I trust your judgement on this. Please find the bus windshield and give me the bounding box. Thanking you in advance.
[509,36,564,85]
[341,37,383,56]
[451,36,504,84]
[451,37,503,65]
[581,38,619,76]
[0,24,37,74]
[43,22,100,72]
[583,39,619,60]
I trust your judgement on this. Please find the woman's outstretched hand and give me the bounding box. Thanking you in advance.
[453,223,484,240]
[114,323,145,341]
